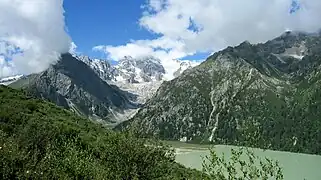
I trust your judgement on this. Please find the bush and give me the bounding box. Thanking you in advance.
[202,147,284,180]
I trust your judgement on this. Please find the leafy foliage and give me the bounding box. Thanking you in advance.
[202,147,284,180]
[0,86,203,179]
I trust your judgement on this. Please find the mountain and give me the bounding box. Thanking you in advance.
[0,85,204,179]
[118,31,321,155]
[10,53,138,124]
[77,54,198,83]
[6,53,198,124]
[77,54,199,104]
[114,56,165,83]
[77,55,166,83]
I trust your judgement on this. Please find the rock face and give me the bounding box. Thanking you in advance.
[119,31,321,155]
[114,56,166,83]
[10,53,138,124]
[77,55,167,83]
[77,55,116,82]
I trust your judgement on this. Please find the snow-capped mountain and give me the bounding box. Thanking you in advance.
[3,53,199,123]
[76,55,199,103]
[1,53,199,105]
[0,75,24,85]
[114,56,165,83]
[77,54,199,84]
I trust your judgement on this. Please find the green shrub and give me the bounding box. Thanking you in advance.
[202,146,284,180]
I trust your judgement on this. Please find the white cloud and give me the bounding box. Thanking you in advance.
[94,0,321,66]
[93,37,191,61]
[69,42,78,54]
[140,0,321,52]
[0,56,15,77]
[0,0,71,78]
[93,37,194,80]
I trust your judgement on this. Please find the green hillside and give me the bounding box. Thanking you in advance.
[0,85,203,179]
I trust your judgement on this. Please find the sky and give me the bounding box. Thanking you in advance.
[63,0,211,61]
[1,0,321,78]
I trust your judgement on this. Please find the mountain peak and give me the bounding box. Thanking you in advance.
[115,55,165,83]
[10,53,137,124]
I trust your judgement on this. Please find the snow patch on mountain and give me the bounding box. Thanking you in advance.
[0,74,23,85]
[282,42,307,60]
[77,54,199,105]
[172,60,200,78]
[77,55,116,81]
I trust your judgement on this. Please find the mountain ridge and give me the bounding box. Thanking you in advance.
[118,31,321,155]
[8,53,199,124]
[10,53,139,124]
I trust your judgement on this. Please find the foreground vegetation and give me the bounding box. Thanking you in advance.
[203,147,283,180]
[0,86,203,179]
[0,86,284,179]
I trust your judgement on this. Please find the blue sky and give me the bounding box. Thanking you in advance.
[64,0,146,57]
[63,0,210,61]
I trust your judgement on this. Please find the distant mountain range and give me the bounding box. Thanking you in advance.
[119,31,321,155]
[76,54,199,83]
[76,54,199,104]
[4,53,198,124]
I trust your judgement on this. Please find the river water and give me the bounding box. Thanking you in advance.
[166,142,321,180]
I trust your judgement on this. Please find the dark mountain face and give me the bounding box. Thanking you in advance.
[10,53,138,123]
[118,32,321,155]
[77,55,116,82]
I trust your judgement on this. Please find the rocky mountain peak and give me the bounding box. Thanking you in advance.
[115,56,165,83]
[77,55,116,82]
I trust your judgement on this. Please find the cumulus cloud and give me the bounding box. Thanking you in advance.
[93,37,189,60]
[93,37,193,79]
[140,0,321,52]
[94,0,321,64]
[0,0,71,78]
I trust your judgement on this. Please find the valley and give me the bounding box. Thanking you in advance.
[2,0,321,179]
[1,31,321,179]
